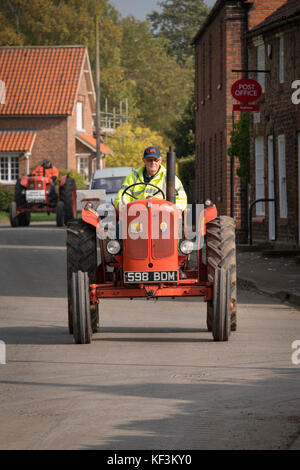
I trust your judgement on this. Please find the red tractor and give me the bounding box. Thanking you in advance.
[9,174,77,227]
[66,150,237,343]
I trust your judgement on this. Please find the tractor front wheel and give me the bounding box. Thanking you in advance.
[9,202,18,227]
[212,268,231,341]
[72,271,92,344]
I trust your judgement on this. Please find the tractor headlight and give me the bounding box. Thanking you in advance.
[106,240,121,255]
[180,240,194,255]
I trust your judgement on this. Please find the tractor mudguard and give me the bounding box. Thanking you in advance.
[204,205,218,224]
[82,208,99,228]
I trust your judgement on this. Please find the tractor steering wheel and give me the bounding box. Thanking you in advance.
[121,182,165,205]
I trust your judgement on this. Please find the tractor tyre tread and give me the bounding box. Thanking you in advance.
[60,176,76,224]
[206,216,237,332]
[67,219,99,333]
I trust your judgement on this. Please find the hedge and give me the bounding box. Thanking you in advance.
[58,169,87,189]
[177,156,195,202]
[0,184,14,211]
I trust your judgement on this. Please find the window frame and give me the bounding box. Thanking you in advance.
[278,134,287,218]
[76,101,84,131]
[257,43,266,92]
[255,136,265,216]
[279,35,285,84]
[0,154,19,184]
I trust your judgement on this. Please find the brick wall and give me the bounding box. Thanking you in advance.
[248,0,288,30]
[193,0,290,243]
[194,0,249,241]
[248,18,300,245]
[0,116,68,177]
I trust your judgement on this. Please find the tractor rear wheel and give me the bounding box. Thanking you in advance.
[67,219,99,335]
[72,271,92,344]
[9,201,18,227]
[206,216,237,332]
[212,268,231,341]
[56,200,65,227]
[60,176,76,224]
[18,211,30,226]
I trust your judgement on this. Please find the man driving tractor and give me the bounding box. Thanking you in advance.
[33,158,59,201]
[115,146,187,210]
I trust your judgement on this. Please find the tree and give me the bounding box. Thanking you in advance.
[147,0,210,63]
[228,113,250,184]
[120,16,193,135]
[167,96,195,158]
[106,123,168,168]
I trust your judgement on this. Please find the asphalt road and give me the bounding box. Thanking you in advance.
[0,222,300,450]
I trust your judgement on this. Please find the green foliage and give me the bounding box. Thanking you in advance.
[120,16,193,135]
[0,184,14,211]
[106,123,168,168]
[177,155,195,198]
[58,169,87,189]
[147,0,210,63]
[0,0,206,140]
[167,97,195,158]
[228,113,250,184]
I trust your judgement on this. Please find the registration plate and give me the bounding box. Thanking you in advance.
[124,271,178,283]
[26,190,46,202]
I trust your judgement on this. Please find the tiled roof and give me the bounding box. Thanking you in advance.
[76,134,113,155]
[251,0,300,32]
[0,46,86,115]
[0,130,36,152]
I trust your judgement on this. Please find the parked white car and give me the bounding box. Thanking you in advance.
[89,166,135,212]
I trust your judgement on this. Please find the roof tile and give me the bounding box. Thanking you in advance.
[0,46,86,116]
[0,130,36,152]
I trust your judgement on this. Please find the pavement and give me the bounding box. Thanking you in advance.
[237,246,300,451]
[237,246,300,310]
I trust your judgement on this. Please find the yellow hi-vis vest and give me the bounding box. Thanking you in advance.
[115,164,187,211]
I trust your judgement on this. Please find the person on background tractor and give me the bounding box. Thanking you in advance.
[33,159,59,201]
[115,146,187,211]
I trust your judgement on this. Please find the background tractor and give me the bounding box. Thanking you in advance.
[66,148,237,344]
[9,173,77,227]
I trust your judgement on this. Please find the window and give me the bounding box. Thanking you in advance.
[278,135,287,218]
[76,101,83,130]
[77,156,89,181]
[202,42,205,103]
[0,156,19,183]
[208,34,212,98]
[279,36,285,83]
[255,136,265,216]
[257,44,266,92]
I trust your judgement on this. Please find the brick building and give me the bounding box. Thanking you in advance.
[192,0,286,241]
[247,0,300,246]
[0,46,112,185]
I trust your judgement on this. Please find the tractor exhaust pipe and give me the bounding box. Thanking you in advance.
[166,146,176,203]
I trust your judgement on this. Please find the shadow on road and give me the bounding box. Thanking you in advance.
[0,371,299,450]
[0,325,211,345]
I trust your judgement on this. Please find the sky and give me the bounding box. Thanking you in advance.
[110,0,217,21]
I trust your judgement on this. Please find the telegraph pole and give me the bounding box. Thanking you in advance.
[95,15,102,170]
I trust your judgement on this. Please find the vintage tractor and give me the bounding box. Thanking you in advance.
[66,149,237,344]
[9,174,77,227]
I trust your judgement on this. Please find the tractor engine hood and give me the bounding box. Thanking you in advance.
[121,199,181,274]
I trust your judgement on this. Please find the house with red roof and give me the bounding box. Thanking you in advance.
[0,45,113,185]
